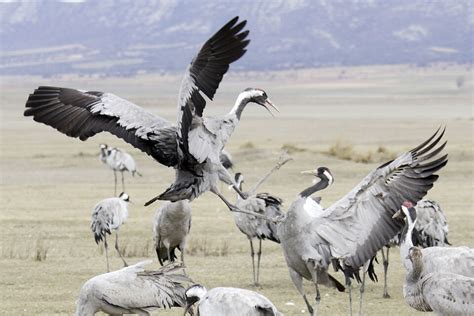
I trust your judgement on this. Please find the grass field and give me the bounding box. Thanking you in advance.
[0,64,472,315]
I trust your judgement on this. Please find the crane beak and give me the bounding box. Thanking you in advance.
[262,98,279,117]
[301,169,317,175]
[392,209,404,219]
[183,298,198,316]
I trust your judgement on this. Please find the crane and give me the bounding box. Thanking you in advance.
[99,144,141,195]
[277,128,447,315]
[75,261,191,315]
[24,17,278,218]
[184,284,282,316]
[91,192,130,272]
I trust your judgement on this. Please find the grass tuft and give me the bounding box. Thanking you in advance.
[281,143,307,154]
[188,237,229,257]
[328,141,396,163]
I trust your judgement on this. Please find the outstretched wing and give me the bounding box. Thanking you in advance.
[24,86,176,165]
[314,128,448,269]
[176,16,249,163]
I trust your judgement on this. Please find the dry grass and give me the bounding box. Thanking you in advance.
[281,143,307,154]
[1,65,472,315]
[1,238,49,262]
[187,237,229,257]
[328,141,397,163]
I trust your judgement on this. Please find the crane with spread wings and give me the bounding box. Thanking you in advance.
[24,17,278,214]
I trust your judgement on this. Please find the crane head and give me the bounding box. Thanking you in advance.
[118,192,131,203]
[243,88,279,116]
[407,246,423,261]
[184,284,207,315]
[301,166,334,185]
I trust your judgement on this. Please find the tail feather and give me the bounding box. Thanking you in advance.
[156,246,178,266]
[328,273,346,292]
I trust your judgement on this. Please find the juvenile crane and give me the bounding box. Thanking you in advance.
[23,17,278,216]
[91,192,131,272]
[76,261,191,316]
[278,128,448,316]
[99,144,141,195]
[153,200,192,266]
[376,198,450,299]
[184,284,282,316]
[404,247,474,315]
[395,201,474,279]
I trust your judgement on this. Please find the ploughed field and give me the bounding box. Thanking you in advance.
[1,64,472,315]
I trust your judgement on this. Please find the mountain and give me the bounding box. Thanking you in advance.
[1,0,472,76]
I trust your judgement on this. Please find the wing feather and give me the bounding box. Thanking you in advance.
[24,86,176,165]
[176,17,249,161]
[315,128,448,269]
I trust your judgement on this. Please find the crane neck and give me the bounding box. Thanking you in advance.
[299,177,329,198]
[235,179,243,200]
[400,217,417,270]
[229,92,252,120]
[407,253,423,282]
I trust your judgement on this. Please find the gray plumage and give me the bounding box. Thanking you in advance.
[184,284,282,316]
[91,192,130,272]
[152,200,192,266]
[233,172,283,286]
[414,199,450,247]
[24,17,277,215]
[398,202,474,279]
[375,198,450,301]
[404,247,474,315]
[278,129,448,316]
[220,149,234,169]
[99,144,141,195]
[75,261,191,316]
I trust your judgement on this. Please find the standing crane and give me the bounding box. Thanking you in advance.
[153,200,192,266]
[91,192,131,272]
[404,247,474,315]
[76,261,191,316]
[184,284,282,316]
[234,172,282,286]
[277,128,448,316]
[99,144,141,195]
[232,156,291,286]
[23,17,278,217]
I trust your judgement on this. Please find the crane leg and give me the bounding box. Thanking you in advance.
[344,271,353,316]
[121,171,125,193]
[289,268,314,316]
[167,246,172,263]
[115,232,128,267]
[359,263,367,316]
[256,239,262,286]
[211,189,276,222]
[104,234,110,272]
[305,260,321,315]
[249,239,256,286]
[180,243,186,265]
[382,247,390,298]
[114,171,117,196]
